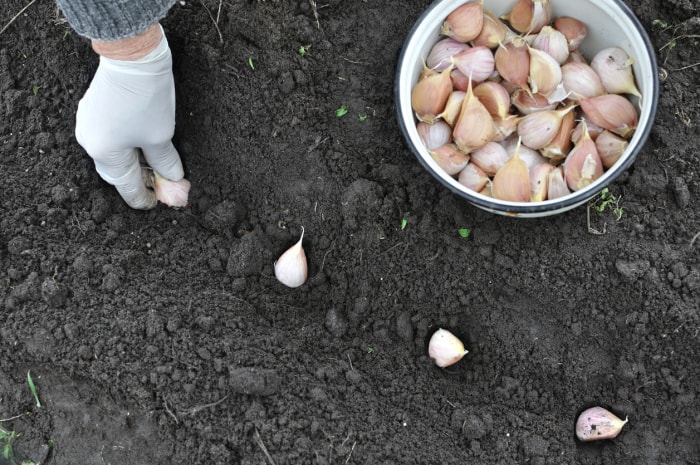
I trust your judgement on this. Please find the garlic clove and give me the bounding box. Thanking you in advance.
[153,171,191,208]
[411,64,454,124]
[564,121,604,191]
[553,16,587,52]
[495,36,530,90]
[576,407,628,442]
[426,38,470,72]
[492,114,522,142]
[547,165,570,200]
[473,81,511,119]
[531,25,569,64]
[517,106,574,150]
[470,141,510,176]
[441,1,484,43]
[580,94,638,138]
[528,45,562,97]
[438,90,466,127]
[504,0,551,34]
[492,138,531,202]
[561,62,606,101]
[473,10,510,49]
[541,104,575,163]
[274,227,308,288]
[571,118,604,144]
[595,130,629,169]
[502,134,547,169]
[458,162,490,192]
[451,46,496,84]
[428,328,468,368]
[417,120,453,150]
[450,69,470,92]
[529,162,553,202]
[511,89,556,114]
[590,47,642,99]
[452,73,494,153]
[429,144,470,176]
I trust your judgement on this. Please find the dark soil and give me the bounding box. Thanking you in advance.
[1,0,699,464]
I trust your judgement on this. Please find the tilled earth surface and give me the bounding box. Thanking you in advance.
[1,0,698,464]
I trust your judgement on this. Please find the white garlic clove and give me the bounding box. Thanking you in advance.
[153,171,191,208]
[428,328,468,368]
[274,227,308,288]
[576,407,628,441]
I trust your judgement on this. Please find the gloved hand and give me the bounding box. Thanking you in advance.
[76,25,184,209]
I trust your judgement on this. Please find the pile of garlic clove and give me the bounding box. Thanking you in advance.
[411,0,641,202]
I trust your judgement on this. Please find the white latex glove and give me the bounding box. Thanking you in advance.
[76,27,184,209]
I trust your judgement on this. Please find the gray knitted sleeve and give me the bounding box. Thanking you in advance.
[55,0,178,41]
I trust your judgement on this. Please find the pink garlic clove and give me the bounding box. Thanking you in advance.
[153,171,191,208]
[428,328,468,368]
[576,407,628,442]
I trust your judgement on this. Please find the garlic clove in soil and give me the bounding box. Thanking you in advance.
[576,407,628,441]
[428,328,468,368]
[153,171,191,208]
[274,227,308,288]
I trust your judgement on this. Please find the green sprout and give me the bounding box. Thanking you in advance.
[358,113,368,121]
[298,44,311,57]
[367,347,374,354]
[335,105,348,117]
[0,427,17,462]
[27,371,41,408]
[594,187,623,220]
[458,228,471,238]
[248,57,254,70]
[651,19,668,28]
[32,86,40,95]
[401,218,408,230]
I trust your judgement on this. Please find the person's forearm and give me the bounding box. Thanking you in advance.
[92,23,163,60]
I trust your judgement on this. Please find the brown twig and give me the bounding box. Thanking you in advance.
[201,0,224,44]
[254,429,277,465]
[0,0,37,35]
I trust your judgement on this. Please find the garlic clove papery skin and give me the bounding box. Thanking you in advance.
[153,171,191,208]
[428,328,468,368]
[274,228,308,288]
[590,47,642,99]
[417,120,453,150]
[451,46,496,84]
[441,2,484,43]
[553,16,587,52]
[576,407,628,442]
[580,94,638,138]
[430,144,470,176]
[411,64,454,124]
[427,38,470,72]
[571,119,604,144]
